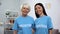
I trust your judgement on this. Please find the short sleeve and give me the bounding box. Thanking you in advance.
[47,17,53,30]
[12,19,18,30]
[31,19,34,28]
[31,18,36,30]
[32,23,36,31]
[32,19,38,31]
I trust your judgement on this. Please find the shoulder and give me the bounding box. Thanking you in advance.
[14,16,22,21]
[35,16,51,21]
[44,16,51,19]
[28,16,34,20]
[35,18,39,23]
[47,16,51,19]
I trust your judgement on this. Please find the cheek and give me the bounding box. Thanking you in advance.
[36,10,41,13]
[22,9,29,13]
[25,10,29,13]
[36,11,43,15]
[22,10,29,14]
[26,10,29,12]
[21,9,24,12]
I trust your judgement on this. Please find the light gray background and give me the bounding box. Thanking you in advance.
[0,0,60,34]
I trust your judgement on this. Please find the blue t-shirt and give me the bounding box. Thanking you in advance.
[35,16,53,34]
[12,16,34,34]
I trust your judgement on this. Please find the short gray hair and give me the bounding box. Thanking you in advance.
[20,3,30,10]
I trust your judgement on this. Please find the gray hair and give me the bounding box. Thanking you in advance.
[20,3,30,10]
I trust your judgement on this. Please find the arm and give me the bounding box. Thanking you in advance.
[12,19,18,34]
[32,29,35,34]
[49,30,53,34]
[48,17,53,34]
[13,30,17,34]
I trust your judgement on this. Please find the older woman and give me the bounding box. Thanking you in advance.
[12,4,34,34]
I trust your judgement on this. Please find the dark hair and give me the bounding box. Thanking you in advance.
[35,3,47,18]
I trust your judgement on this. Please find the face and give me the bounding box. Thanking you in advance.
[35,5,43,15]
[21,5,30,16]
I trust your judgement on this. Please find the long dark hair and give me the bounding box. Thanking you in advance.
[35,3,47,18]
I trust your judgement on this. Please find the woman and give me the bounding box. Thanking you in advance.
[12,4,34,34]
[34,3,53,34]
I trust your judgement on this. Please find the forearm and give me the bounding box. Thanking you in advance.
[32,29,35,34]
[13,30,17,34]
[49,30,53,34]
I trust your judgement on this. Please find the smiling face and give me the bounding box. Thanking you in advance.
[21,5,30,17]
[35,5,43,16]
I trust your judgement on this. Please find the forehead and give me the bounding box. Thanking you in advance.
[35,5,42,8]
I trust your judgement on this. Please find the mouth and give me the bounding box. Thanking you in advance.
[37,11,42,14]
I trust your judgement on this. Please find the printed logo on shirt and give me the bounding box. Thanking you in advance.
[36,24,47,28]
[19,24,31,27]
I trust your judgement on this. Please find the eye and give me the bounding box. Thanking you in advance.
[23,7,29,10]
[23,8,25,9]
[26,8,29,10]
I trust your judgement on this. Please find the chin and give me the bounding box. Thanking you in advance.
[23,13,27,15]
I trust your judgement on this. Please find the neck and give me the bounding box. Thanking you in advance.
[22,14,27,17]
[40,13,45,17]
